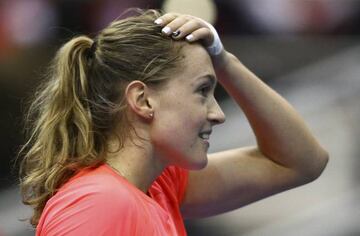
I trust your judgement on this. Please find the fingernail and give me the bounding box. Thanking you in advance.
[154,18,163,25]
[162,26,171,35]
[186,34,194,41]
[172,30,180,37]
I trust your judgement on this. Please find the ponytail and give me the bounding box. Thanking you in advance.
[19,36,104,227]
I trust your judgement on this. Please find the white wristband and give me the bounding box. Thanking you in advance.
[199,19,223,56]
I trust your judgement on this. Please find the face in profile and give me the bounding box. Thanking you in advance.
[150,43,226,170]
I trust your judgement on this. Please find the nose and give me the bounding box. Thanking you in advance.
[208,98,226,125]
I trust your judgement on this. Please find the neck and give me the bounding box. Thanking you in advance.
[105,138,166,193]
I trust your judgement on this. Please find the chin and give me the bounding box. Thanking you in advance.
[187,155,208,170]
[159,143,209,170]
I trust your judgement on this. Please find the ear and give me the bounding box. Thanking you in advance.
[125,80,155,120]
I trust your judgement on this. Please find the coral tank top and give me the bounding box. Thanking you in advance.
[36,164,189,236]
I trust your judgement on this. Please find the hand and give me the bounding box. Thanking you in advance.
[154,13,223,56]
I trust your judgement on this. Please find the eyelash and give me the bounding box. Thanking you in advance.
[198,84,211,97]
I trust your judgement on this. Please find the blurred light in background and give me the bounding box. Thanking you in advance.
[93,0,152,31]
[4,0,56,46]
[241,0,358,34]
[163,0,217,24]
[0,0,57,60]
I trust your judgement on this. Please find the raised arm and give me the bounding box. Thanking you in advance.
[154,13,329,218]
[215,50,329,180]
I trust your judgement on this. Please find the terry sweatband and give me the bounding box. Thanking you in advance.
[199,19,224,56]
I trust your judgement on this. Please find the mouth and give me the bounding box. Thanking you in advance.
[199,130,211,140]
[198,130,211,147]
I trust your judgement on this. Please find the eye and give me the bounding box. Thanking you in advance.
[197,84,211,97]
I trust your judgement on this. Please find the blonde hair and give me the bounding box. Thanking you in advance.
[18,9,183,227]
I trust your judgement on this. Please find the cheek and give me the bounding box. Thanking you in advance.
[150,94,209,167]
[150,111,206,168]
[170,102,205,130]
[156,110,194,140]
[152,102,205,145]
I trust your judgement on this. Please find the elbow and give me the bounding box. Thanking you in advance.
[302,148,329,183]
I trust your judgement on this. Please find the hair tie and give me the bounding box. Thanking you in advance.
[88,40,97,59]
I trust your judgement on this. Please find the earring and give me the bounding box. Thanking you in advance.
[149,112,154,118]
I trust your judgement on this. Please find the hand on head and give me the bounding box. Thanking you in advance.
[154,13,224,56]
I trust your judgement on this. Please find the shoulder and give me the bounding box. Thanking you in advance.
[151,166,189,204]
[155,166,189,188]
[38,166,142,235]
[156,165,187,179]
[46,165,140,217]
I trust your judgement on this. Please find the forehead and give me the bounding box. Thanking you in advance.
[173,43,215,85]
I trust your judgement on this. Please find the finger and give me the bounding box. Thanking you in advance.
[154,13,179,26]
[185,28,213,46]
[161,16,189,36]
[170,19,203,40]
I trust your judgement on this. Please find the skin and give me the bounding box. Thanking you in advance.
[107,13,329,218]
[149,44,225,170]
[106,42,224,193]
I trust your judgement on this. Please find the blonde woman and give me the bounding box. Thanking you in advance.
[19,9,328,236]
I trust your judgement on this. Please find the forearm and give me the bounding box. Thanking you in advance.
[215,51,328,178]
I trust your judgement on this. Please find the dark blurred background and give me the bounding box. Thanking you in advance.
[1,0,359,235]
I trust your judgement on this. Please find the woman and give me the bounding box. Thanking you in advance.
[19,9,328,235]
